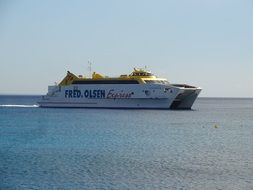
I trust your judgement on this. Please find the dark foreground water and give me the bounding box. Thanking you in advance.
[0,95,253,190]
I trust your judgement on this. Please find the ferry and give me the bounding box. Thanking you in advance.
[38,68,201,109]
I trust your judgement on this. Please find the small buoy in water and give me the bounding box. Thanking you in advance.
[214,125,218,128]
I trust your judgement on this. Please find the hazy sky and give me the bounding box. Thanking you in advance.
[1,0,253,97]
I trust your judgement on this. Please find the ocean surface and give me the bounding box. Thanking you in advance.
[0,95,253,190]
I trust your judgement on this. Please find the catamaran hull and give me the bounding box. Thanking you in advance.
[170,87,202,109]
[38,98,177,109]
[38,84,201,109]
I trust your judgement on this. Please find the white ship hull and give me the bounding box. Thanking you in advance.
[38,84,201,109]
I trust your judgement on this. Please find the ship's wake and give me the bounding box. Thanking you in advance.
[0,104,38,108]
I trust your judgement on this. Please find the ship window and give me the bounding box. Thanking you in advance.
[131,72,154,76]
[144,80,158,84]
[144,80,153,83]
[144,80,169,84]
[72,80,139,84]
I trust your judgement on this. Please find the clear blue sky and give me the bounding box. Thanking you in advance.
[1,0,253,97]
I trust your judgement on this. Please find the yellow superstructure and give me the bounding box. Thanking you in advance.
[59,68,168,86]
[59,71,80,86]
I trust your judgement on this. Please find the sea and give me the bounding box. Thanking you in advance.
[0,95,253,190]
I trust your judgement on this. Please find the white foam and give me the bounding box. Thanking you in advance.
[0,104,39,108]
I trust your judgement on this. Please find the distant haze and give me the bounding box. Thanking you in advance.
[1,0,253,97]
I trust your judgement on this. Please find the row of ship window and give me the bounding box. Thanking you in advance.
[131,73,153,76]
[72,80,169,84]
[144,80,169,84]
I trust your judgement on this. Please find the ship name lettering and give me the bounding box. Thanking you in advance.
[107,90,132,99]
[65,89,105,98]
[65,90,81,98]
[83,90,106,99]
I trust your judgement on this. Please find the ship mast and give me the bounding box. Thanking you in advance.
[88,61,92,78]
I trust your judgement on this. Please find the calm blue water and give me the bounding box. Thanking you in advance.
[0,95,253,190]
